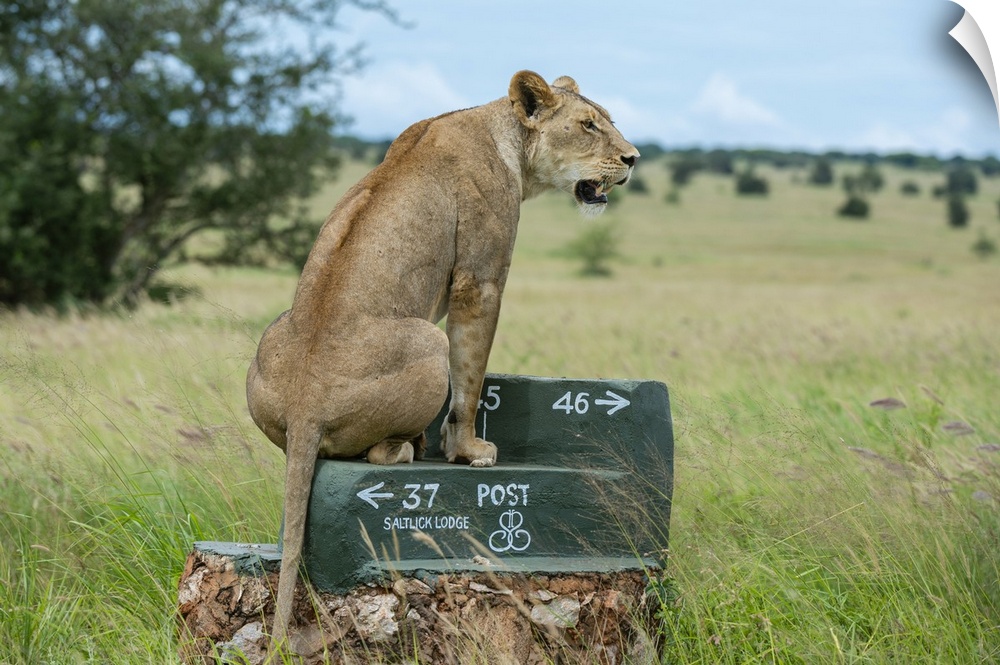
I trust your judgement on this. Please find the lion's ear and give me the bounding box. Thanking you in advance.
[509,70,561,127]
[551,76,580,94]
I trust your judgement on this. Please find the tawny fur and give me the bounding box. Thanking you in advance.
[245,70,638,649]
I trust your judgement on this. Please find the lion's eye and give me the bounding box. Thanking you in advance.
[582,120,598,132]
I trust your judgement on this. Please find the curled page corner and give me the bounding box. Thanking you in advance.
[949,0,1000,128]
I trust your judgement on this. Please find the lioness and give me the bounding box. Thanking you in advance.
[247,70,638,645]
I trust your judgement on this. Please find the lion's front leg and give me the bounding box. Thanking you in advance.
[440,274,501,467]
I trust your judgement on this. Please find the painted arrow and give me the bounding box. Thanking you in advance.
[356,482,394,509]
[594,390,631,416]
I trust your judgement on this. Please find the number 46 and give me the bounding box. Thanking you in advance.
[552,391,589,415]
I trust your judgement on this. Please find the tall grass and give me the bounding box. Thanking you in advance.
[1,160,999,662]
[660,388,1000,662]
[1,300,283,663]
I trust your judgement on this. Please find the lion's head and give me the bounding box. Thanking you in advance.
[509,70,639,215]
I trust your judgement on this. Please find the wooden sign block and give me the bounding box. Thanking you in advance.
[299,373,674,592]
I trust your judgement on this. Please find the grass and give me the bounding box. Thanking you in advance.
[2,157,1000,662]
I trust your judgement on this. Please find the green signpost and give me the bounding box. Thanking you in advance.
[298,373,674,593]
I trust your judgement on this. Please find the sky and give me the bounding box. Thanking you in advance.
[325,0,1000,157]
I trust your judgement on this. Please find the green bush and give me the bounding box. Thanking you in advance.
[900,181,921,196]
[564,223,620,276]
[972,230,997,258]
[735,169,769,196]
[838,195,870,219]
[626,174,650,194]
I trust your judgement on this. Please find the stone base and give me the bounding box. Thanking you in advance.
[177,546,658,664]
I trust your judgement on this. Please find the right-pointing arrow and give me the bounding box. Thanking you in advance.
[356,482,394,509]
[594,390,631,416]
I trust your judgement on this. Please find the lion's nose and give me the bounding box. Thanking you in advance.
[621,154,638,167]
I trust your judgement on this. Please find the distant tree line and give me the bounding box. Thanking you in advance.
[333,137,1000,181]
[331,136,394,164]
[564,139,998,235]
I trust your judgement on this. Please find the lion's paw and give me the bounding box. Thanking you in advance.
[446,437,497,467]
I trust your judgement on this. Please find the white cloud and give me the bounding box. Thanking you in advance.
[594,95,646,128]
[854,123,920,153]
[340,61,473,138]
[691,73,782,127]
[852,107,979,155]
[591,94,695,144]
[920,106,974,154]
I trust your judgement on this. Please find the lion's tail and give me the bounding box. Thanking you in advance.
[271,422,322,647]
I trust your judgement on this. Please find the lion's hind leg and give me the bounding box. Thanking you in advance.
[311,317,448,461]
[366,437,415,465]
[411,432,427,460]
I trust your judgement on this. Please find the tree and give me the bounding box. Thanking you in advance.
[704,150,734,175]
[634,142,666,161]
[946,165,978,196]
[980,155,1000,177]
[858,163,884,192]
[948,195,970,228]
[669,154,702,187]
[0,0,395,308]
[837,166,878,219]
[808,157,834,186]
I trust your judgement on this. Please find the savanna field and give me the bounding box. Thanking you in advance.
[2,157,999,663]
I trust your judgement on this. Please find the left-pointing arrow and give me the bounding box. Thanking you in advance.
[356,482,394,509]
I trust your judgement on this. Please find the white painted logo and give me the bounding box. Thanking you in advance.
[488,509,531,553]
[949,0,1000,127]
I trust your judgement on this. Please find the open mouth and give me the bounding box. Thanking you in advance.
[575,180,609,205]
